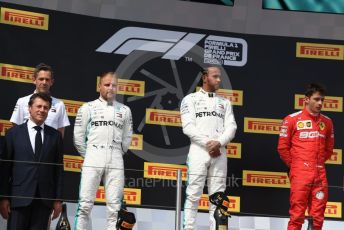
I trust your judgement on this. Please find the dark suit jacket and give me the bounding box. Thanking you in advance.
[0,122,63,208]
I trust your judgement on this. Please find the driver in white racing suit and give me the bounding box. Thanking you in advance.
[181,66,237,230]
[74,72,133,230]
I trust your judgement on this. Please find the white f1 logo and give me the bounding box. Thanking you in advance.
[96,27,205,60]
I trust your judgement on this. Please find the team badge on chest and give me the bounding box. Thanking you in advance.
[319,122,325,131]
[297,120,313,130]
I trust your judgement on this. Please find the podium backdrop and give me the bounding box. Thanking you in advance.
[0,2,343,221]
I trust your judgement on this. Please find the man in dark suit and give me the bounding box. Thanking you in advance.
[0,93,63,230]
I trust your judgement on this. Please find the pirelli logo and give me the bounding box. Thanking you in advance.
[244,117,282,135]
[146,109,181,127]
[295,94,343,112]
[144,162,187,181]
[325,202,342,218]
[198,194,240,213]
[227,142,241,159]
[0,63,34,83]
[117,79,145,96]
[306,202,342,218]
[0,119,12,136]
[96,187,142,205]
[196,87,243,106]
[130,134,143,150]
[243,170,290,188]
[0,7,49,30]
[217,89,243,106]
[326,149,342,165]
[296,42,344,60]
[96,77,145,96]
[63,155,83,172]
[95,186,106,203]
[61,99,84,117]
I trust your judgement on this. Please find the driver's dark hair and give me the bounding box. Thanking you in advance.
[305,83,326,97]
[198,65,219,86]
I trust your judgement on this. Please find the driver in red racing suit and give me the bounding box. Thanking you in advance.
[278,83,334,230]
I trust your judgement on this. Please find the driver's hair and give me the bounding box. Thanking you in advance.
[99,71,116,83]
[305,83,326,97]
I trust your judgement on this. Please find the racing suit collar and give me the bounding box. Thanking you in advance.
[199,88,216,97]
[303,108,320,121]
[98,96,115,106]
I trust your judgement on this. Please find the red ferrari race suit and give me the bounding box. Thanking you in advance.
[277,109,334,230]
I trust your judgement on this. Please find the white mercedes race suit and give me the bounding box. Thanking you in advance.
[73,97,133,230]
[181,88,237,230]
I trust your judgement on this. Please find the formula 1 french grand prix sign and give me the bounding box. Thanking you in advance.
[96,27,248,66]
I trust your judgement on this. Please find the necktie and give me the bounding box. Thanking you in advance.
[34,126,42,159]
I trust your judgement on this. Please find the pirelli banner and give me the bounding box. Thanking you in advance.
[0,2,343,220]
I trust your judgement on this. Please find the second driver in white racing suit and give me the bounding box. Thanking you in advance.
[73,72,133,230]
[181,66,237,230]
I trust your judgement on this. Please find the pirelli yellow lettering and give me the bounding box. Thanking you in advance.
[243,170,290,188]
[0,7,49,30]
[144,162,187,181]
[63,155,83,172]
[244,117,282,135]
[305,202,342,218]
[61,99,84,117]
[296,42,344,60]
[129,134,143,150]
[0,63,34,83]
[324,202,342,218]
[226,142,241,159]
[146,109,181,127]
[326,149,342,165]
[95,187,142,205]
